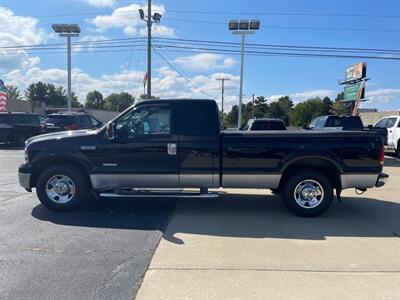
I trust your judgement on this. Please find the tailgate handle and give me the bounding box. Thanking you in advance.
[167,143,177,155]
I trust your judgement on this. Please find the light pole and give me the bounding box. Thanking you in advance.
[139,2,162,99]
[216,78,230,127]
[229,19,260,128]
[52,24,80,112]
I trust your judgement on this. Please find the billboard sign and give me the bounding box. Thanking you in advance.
[345,62,366,82]
[0,79,7,112]
[343,82,364,101]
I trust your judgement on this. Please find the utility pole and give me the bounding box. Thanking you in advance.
[252,93,255,119]
[216,78,230,127]
[147,0,152,99]
[139,3,162,99]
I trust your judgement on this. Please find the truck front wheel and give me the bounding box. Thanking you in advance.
[36,165,90,211]
[282,170,333,217]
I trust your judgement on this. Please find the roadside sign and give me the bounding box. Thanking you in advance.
[343,82,365,101]
[345,62,366,82]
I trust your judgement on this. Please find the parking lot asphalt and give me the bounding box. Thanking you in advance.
[137,155,400,300]
[0,146,175,300]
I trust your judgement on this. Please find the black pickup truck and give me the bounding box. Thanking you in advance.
[19,99,388,217]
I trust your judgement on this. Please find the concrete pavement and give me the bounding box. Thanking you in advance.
[137,155,400,300]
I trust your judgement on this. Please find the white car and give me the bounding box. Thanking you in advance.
[374,116,400,157]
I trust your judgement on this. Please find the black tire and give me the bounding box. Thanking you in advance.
[36,165,90,211]
[396,143,400,159]
[282,170,333,217]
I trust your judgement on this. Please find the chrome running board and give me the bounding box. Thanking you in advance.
[99,188,219,198]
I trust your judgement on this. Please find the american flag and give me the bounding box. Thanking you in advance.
[0,79,8,112]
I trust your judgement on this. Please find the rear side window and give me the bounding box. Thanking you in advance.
[314,117,325,129]
[10,115,27,124]
[25,115,41,124]
[374,118,387,128]
[326,117,363,129]
[181,101,219,137]
[251,121,286,130]
[385,118,397,128]
[78,116,92,127]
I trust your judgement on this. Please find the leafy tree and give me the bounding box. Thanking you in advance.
[226,104,239,128]
[268,96,293,125]
[104,92,134,111]
[290,97,325,126]
[6,85,23,101]
[46,84,67,107]
[331,100,348,115]
[322,96,333,115]
[25,82,48,104]
[85,90,104,109]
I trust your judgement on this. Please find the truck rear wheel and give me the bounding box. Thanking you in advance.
[282,170,333,217]
[36,165,90,211]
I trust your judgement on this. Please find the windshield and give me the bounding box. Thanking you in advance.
[251,121,286,130]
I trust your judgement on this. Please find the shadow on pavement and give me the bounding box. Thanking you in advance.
[0,144,24,150]
[31,198,176,231]
[31,194,399,242]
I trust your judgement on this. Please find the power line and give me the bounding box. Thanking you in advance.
[153,47,214,98]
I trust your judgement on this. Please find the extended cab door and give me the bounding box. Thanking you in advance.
[177,100,220,188]
[92,103,179,189]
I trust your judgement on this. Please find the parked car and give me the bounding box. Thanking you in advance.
[19,99,387,217]
[42,112,102,133]
[244,118,287,131]
[374,116,400,157]
[0,112,44,145]
[304,115,387,143]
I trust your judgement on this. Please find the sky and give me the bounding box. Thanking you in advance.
[0,0,399,111]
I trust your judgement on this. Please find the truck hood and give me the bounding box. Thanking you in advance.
[26,129,98,146]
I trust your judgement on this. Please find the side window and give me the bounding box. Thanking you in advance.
[116,105,171,138]
[11,115,26,124]
[315,117,325,129]
[81,116,92,127]
[181,101,219,136]
[38,115,45,123]
[374,118,387,128]
[90,117,100,127]
[385,118,397,128]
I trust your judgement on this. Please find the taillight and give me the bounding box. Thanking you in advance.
[379,145,384,166]
[64,124,78,130]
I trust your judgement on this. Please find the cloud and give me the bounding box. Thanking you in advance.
[90,3,175,37]
[174,53,236,71]
[75,35,109,52]
[365,88,400,104]
[82,0,116,8]
[0,7,47,71]
[290,89,337,103]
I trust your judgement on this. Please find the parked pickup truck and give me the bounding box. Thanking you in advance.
[373,116,400,158]
[304,115,388,143]
[19,99,388,217]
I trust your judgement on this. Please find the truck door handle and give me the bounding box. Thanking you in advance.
[167,143,177,155]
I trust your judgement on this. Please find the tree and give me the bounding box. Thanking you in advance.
[85,90,104,109]
[139,94,160,100]
[46,84,67,107]
[322,96,333,115]
[290,97,325,126]
[25,82,48,104]
[268,96,293,125]
[104,92,134,111]
[226,104,238,128]
[331,100,348,115]
[6,85,23,101]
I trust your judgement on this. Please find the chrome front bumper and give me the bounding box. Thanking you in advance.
[18,173,31,189]
[375,173,389,188]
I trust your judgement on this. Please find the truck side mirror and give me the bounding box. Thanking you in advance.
[106,121,115,140]
[367,124,373,129]
[302,125,309,130]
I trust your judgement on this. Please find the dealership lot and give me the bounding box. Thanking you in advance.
[0,146,399,299]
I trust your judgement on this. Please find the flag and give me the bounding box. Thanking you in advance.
[0,79,8,112]
[143,72,148,88]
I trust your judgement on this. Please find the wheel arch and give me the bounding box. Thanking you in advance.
[30,156,91,188]
[278,156,342,191]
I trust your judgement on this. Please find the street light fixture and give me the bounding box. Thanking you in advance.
[138,1,163,99]
[52,24,81,112]
[229,19,260,128]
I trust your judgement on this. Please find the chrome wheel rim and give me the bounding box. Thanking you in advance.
[46,174,75,204]
[294,179,324,209]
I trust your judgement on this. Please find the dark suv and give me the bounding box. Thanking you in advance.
[0,112,45,145]
[42,112,102,133]
[243,118,287,131]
